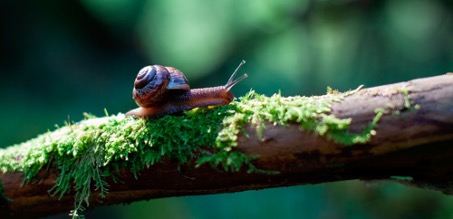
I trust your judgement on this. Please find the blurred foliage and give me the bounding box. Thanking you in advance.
[0,0,452,218]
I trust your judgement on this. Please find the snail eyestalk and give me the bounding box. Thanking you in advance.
[225,60,248,91]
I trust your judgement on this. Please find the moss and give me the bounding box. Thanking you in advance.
[398,87,412,109]
[398,87,420,110]
[0,88,384,218]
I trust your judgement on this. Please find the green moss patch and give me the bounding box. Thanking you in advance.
[0,89,383,218]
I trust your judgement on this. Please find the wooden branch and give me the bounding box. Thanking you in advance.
[1,74,452,218]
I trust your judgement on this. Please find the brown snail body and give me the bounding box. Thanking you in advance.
[126,60,248,118]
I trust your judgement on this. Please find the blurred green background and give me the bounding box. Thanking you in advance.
[1,0,452,218]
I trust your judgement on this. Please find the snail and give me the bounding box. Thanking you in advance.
[126,60,248,118]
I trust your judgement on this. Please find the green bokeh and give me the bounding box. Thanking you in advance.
[1,0,452,218]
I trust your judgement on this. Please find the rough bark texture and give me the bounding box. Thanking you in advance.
[1,74,453,218]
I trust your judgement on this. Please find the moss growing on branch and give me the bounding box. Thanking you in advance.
[0,88,390,218]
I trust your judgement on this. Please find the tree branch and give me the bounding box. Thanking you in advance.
[1,74,452,218]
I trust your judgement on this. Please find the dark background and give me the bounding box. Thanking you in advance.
[1,0,452,218]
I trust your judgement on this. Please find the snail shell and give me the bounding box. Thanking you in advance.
[133,65,190,107]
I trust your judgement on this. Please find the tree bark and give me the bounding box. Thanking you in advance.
[1,73,453,218]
